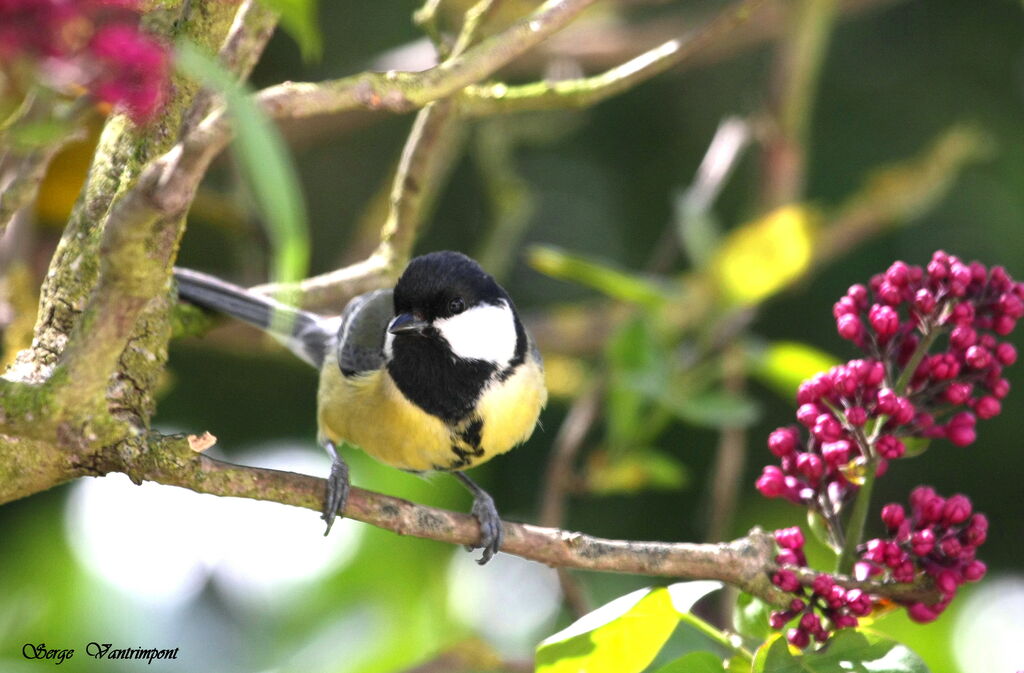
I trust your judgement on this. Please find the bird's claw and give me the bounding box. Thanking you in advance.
[467,489,503,565]
[322,452,350,536]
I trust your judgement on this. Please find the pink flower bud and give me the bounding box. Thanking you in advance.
[963,560,987,582]
[907,602,940,623]
[998,292,1024,319]
[790,598,806,612]
[994,315,1017,335]
[795,453,825,484]
[775,527,806,551]
[878,281,902,305]
[936,570,960,596]
[949,411,977,428]
[989,377,1010,399]
[845,589,873,616]
[836,314,863,341]
[799,612,822,632]
[911,529,935,556]
[826,585,847,609]
[875,388,899,415]
[951,262,972,287]
[893,560,916,583]
[947,424,976,447]
[845,406,868,426]
[769,611,790,629]
[950,325,977,349]
[866,360,886,386]
[914,288,937,314]
[822,440,851,466]
[929,354,960,380]
[756,466,787,498]
[975,396,1001,419]
[940,536,962,558]
[848,283,869,306]
[813,415,843,442]
[787,627,810,648]
[811,574,835,596]
[942,494,972,525]
[768,427,799,456]
[796,403,821,426]
[951,302,975,325]
[995,342,1018,365]
[772,569,801,592]
[869,304,900,338]
[876,435,905,459]
[894,397,915,425]
[833,296,859,317]
[944,382,973,404]
[965,346,992,369]
[881,503,906,530]
[920,495,946,524]
[886,261,911,286]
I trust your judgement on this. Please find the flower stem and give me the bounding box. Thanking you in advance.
[836,459,877,575]
[679,614,754,662]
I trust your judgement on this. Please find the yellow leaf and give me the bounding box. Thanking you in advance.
[754,341,841,399]
[712,205,818,305]
[537,587,681,673]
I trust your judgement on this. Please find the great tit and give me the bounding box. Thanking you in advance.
[173,251,547,564]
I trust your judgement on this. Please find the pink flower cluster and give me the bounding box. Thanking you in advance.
[769,528,874,648]
[757,252,1019,647]
[860,488,987,623]
[0,0,169,123]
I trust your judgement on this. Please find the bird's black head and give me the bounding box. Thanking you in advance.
[385,251,527,423]
[392,251,508,322]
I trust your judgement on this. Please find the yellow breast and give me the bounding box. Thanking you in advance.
[316,352,546,472]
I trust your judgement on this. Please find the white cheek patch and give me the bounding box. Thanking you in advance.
[383,330,395,360]
[434,301,517,365]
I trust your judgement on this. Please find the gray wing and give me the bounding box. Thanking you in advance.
[336,288,394,376]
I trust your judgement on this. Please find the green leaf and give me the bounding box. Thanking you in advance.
[7,119,73,149]
[751,634,792,673]
[175,41,310,292]
[606,318,666,447]
[806,510,839,554]
[536,582,722,673]
[643,387,761,429]
[734,592,773,642]
[654,651,726,673]
[529,246,669,308]
[726,653,753,673]
[752,341,841,399]
[256,0,322,61]
[752,629,930,673]
[900,437,931,458]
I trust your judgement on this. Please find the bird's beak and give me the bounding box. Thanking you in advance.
[388,312,429,335]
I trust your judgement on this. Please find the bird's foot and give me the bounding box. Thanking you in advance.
[455,472,503,565]
[322,443,350,536]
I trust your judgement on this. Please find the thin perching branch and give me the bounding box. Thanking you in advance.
[130,432,943,608]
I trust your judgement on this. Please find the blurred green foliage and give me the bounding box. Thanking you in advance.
[5,0,1024,672]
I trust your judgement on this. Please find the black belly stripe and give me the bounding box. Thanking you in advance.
[445,418,486,470]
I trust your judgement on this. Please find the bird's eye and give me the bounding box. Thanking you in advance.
[448,297,466,315]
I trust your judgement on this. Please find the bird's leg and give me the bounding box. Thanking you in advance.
[321,441,350,536]
[454,472,503,565]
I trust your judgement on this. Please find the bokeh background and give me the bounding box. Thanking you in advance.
[2,0,1023,671]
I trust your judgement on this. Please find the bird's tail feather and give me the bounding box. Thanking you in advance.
[173,267,336,367]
